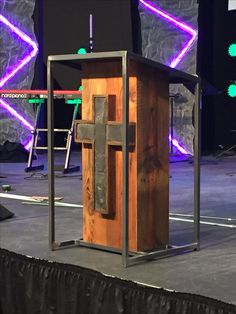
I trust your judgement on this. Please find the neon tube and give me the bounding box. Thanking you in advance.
[140,0,197,154]
[0,14,38,149]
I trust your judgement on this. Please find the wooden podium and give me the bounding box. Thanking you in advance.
[47,50,200,265]
[74,55,169,252]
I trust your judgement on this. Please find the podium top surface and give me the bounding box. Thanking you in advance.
[48,50,200,86]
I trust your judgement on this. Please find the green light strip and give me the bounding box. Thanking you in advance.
[28,98,45,104]
[66,99,82,105]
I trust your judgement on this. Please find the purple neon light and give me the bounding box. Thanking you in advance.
[24,139,33,151]
[0,14,38,88]
[0,99,34,130]
[140,0,196,155]
[0,14,38,149]
[139,0,198,68]
[169,135,190,155]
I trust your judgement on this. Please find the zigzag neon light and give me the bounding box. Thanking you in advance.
[140,0,196,154]
[169,135,190,155]
[139,0,198,68]
[0,14,38,148]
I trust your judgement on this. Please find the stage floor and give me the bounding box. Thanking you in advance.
[1,152,236,305]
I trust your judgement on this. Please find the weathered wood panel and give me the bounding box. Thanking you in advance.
[75,60,169,251]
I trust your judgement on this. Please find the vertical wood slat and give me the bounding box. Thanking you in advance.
[75,60,169,251]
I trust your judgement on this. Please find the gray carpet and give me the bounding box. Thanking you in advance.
[1,152,236,305]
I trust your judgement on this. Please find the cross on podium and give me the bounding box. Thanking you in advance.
[75,95,135,215]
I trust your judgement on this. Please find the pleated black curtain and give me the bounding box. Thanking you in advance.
[0,249,236,314]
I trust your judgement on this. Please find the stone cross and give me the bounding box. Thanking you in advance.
[75,95,135,215]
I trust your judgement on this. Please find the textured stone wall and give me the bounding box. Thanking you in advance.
[139,0,198,153]
[0,0,37,146]
[0,0,198,151]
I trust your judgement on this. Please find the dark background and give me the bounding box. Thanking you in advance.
[32,0,236,154]
[32,0,140,146]
[33,0,140,90]
[198,0,236,153]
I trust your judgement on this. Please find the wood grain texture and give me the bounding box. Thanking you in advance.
[136,62,169,250]
[80,63,129,248]
[76,60,169,251]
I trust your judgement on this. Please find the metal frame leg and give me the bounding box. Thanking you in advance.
[48,59,55,249]
[170,97,174,154]
[25,103,44,172]
[194,82,201,249]
[47,59,80,250]
[121,54,201,267]
[122,51,129,267]
[63,103,80,174]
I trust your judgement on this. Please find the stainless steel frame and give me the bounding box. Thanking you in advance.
[26,100,80,174]
[47,51,201,265]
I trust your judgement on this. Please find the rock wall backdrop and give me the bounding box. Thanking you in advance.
[0,0,198,154]
[139,0,198,154]
[0,0,37,146]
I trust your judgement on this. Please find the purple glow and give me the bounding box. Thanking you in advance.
[0,14,38,150]
[169,135,191,155]
[170,34,197,69]
[0,99,34,130]
[0,55,34,89]
[140,0,196,155]
[0,14,38,88]
[139,0,198,68]
[24,139,33,151]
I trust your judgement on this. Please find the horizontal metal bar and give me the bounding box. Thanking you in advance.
[127,243,198,266]
[32,147,47,149]
[79,240,122,254]
[48,51,125,62]
[48,51,199,84]
[51,240,197,262]
[37,128,70,132]
[33,147,67,150]
[79,241,141,257]
[52,240,80,250]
